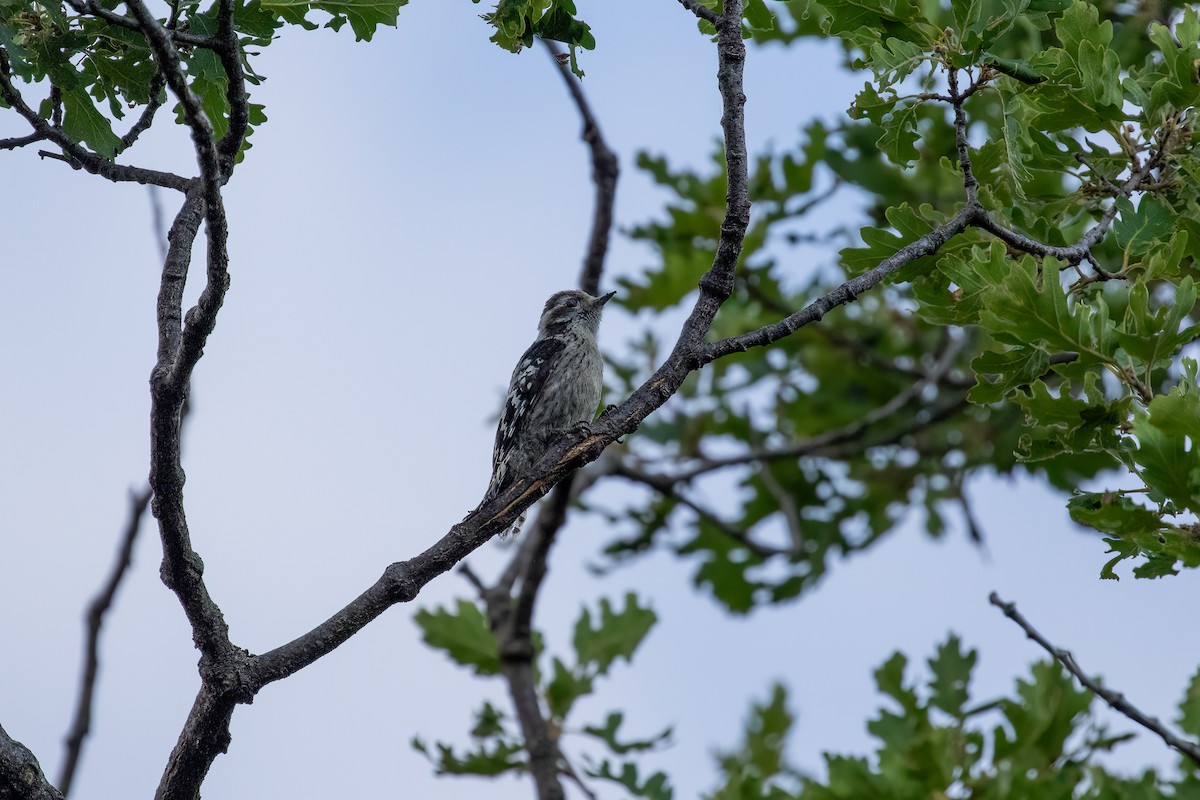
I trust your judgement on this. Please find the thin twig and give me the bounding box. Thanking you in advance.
[677,0,718,24]
[118,71,167,153]
[59,487,153,796]
[609,460,786,559]
[989,592,1200,768]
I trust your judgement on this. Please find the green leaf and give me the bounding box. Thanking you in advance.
[61,87,121,159]
[875,652,919,713]
[412,735,524,776]
[413,599,500,676]
[968,347,1049,404]
[1113,196,1176,257]
[545,656,593,719]
[469,701,507,738]
[582,712,673,755]
[928,635,977,718]
[1068,491,1165,537]
[1133,383,1200,515]
[711,683,798,797]
[866,37,926,87]
[877,102,919,167]
[1180,667,1200,739]
[743,0,775,31]
[585,760,674,800]
[260,0,407,40]
[573,592,657,674]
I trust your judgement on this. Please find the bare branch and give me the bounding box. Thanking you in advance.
[0,131,44,150]
[542,40,618,296]
[58,486,153,796]
[756,460,803,551]
[989,592,1200,768]
[0,724,64,800]
[118,72,167,154]
[610,460,787,559]
[948,68,979,203]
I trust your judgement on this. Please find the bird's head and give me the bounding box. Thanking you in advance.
[537,289,616,337]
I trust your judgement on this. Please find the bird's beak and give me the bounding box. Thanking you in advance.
[593,291,617,307]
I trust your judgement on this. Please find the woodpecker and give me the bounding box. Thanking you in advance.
[485,289,616,535]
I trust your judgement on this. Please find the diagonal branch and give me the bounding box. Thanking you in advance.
[58,486,153,796]
[255,0,752,689]
[703,205,979,362]
[118,71,167,154]
[681,338,965,479]
[990,592,1200,768]
[677,0,718,24]
[610,461,787,559]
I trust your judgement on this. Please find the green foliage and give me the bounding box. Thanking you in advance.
[259,0,405,40]
[413,592,668,790]
[711,636,1199,800]
[413,599,501,676]
[472,0,593,76]
[574,592,657,675]
[709,684,801,799]
[595,0,1200,603]
[411,702,525,776]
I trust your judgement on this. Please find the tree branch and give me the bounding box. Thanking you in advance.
[62,0,213,48]
[0,49,192,192]
[58,486,153,796]
[542,40,618,297]
[0,724,64,800]
[989,592,1200,768]
[947,68,979,204]
[677,0,719,24]
[0,131,45,150]
[117,71,167,154]
[702,204,978,362]
[681,338,964,479]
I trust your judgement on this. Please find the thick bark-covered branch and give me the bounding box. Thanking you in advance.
[59,487,153,796]
[0,725,64,800]
[990,592,1200,768]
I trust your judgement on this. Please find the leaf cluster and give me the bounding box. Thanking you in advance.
[412,592,673,791]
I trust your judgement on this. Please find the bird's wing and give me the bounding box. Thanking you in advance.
[492,336,566,473]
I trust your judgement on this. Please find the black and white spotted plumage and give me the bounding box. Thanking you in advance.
[485,289,615,535]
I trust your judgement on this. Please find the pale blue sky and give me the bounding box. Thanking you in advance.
[1,2,1196,799]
